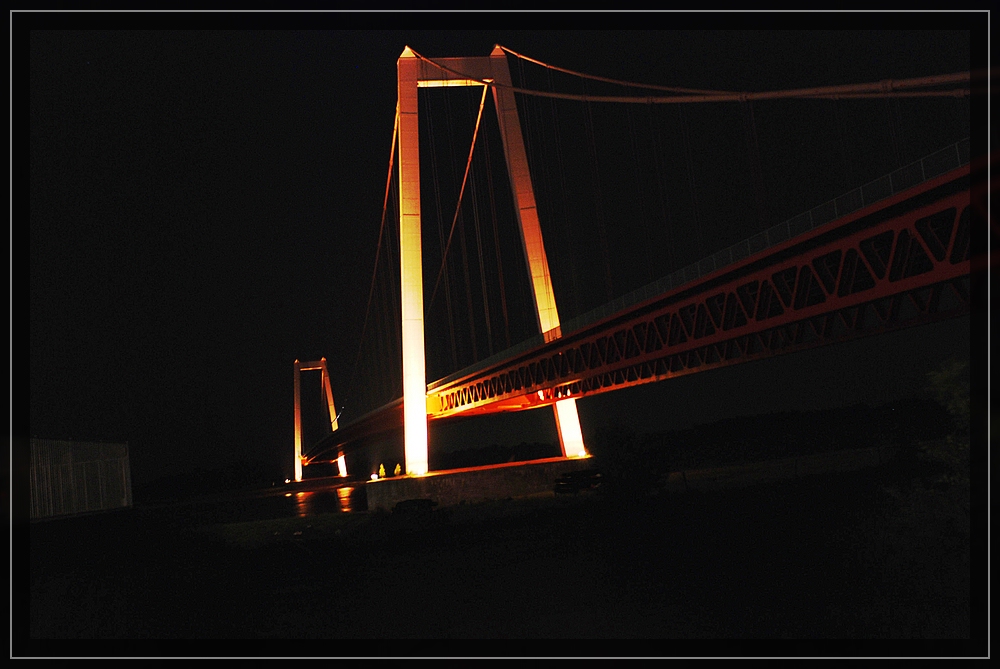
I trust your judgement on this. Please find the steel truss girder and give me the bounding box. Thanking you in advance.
[427,165,979,419]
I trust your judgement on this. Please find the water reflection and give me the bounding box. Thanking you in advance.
[337,486,355,513]
[147,482,366,525]
[289,486,360,518]
[294,491,314,518]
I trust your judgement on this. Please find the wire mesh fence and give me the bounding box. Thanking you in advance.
[30,439,132,520]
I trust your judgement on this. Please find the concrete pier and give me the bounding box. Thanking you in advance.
[364,456,596,512]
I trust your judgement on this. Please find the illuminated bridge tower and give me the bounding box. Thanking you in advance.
[293,358,346,482]
[396,45,588,476]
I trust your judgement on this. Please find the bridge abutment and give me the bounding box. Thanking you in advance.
[365,456,597,513]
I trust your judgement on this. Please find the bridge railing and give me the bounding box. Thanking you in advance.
[428,138,970,392]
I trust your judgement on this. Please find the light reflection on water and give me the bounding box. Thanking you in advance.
[292,486,360,518]
[337,486,355,513]
[294,491,314,518]
[154,484,365,525]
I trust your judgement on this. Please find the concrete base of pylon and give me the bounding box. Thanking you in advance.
[364,456,596,513]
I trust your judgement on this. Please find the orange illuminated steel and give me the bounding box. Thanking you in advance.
[396,45,588,476]
[425,157,986,419]
[302,149,986,467]
[293,358,346,482]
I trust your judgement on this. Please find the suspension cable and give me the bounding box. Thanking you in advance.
[407,47,971,103]
[429,83,491,311]
[426,89,459,373]
[547,64,583,319]
[624,82,655,283]
[678,104,705,259]
[742,99,767,228]
[833,97,854,189]
[648,99,676,273]
[445,89,479,364]
[483,125,511,350]
[469,150,494,357]
[346,104,398,410]
[583,87,614,302]
[387,186,403,400]
[498,45,737,96]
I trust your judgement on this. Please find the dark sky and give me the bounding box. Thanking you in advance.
[23,14,985,486]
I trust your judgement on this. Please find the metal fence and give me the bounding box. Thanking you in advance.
[29,439,133,520]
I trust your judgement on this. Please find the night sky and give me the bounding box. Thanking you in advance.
[22,14,986,488]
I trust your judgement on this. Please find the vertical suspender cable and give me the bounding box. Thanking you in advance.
[428,85,491,305]
[884,97,902,168]
[893,96,906,163]
[469,157,493,357]
[648,100,676,274]
[457,184,477,362]
[548,66,582,319]
[834,98,854,191]
[625,82,655,284]
[388,176,403,399]
[426,92,460,373]
[678,105,705,259]
[482,127,511,349]
[347,105,398,413]
[742,99,767,230]
[583,85,614,302]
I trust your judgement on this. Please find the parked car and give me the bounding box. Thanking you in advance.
[553,469,603,494]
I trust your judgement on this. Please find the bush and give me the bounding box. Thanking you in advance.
[921,358,971,489]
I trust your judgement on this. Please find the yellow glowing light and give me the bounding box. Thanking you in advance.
[392,46,591,474]
[284,478,291,484]
[294,357,340,483]
[555,398,588,458]
[284,492,292,497]
[399,48,430,479]
[487,43,589,463]
[337,486,354,513]
[417,79,485,88]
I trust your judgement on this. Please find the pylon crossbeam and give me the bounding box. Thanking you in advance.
[293,357,347,481]
[396,46,588,474]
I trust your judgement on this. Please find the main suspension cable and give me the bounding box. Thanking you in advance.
[498,45,738,96]
[407,47,972,104]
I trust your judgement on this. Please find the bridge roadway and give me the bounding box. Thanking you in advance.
[307,143,987,465]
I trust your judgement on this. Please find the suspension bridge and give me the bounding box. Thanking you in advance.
[291,45,984,488]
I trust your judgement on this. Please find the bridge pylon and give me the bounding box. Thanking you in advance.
[396,45,589,475]
[293,358,346,482]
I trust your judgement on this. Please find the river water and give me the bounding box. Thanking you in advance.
[132,478,368,526]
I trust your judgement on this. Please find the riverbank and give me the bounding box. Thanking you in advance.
[23,450,977,652]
